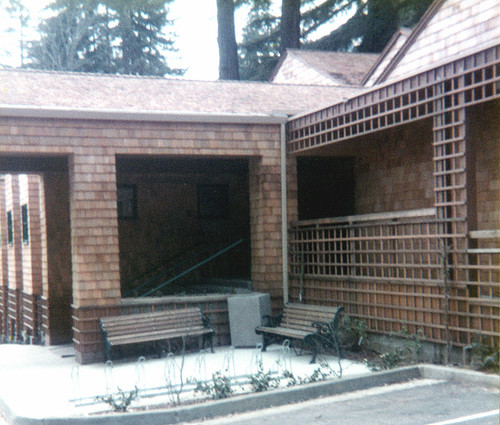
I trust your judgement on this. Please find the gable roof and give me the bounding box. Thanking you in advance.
[269,49,379,86]
[366,0,500,85]
[0,69,365,119]
[362,27,412,87]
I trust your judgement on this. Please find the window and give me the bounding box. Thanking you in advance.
[21,204,29,244]
[117,184,137,219]
[198,184,228,219]
[7,211,13,245]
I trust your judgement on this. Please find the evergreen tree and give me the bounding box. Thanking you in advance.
[310,0,434,52]
[239,0,433,81]
[2,0,31,67]
[27,0,183,76]
[240,0,355,81]
[239,0,280,80]
[28,0,104,72]
[280,0,300,53]
[217,0,240,80]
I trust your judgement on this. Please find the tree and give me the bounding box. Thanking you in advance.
[105,0,183,76]
[280,0,300,53]
[239,0,280,80]
[27,0,184,76]
[311,0,434,52]
[28,1,105,72]
[217,0,240,80]
[2,0,31,67]
[239,0,357,80]
[239,0,433,81]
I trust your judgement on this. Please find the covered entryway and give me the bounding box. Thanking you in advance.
[116,155,251,297]
[0,155,72,345]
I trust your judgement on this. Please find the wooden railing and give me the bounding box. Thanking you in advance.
[288,210,499,348]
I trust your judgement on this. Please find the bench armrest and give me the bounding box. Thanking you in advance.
[201,312,214,332]
[262,313,283,327]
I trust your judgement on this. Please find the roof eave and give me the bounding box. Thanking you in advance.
[0,105,290,124]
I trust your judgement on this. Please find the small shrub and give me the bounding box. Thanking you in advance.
[96,387,138,412]
[341,316,368,351]
[366,348,406,371]
[249,362,280,392]
[192,371,234,400]
[469,342,499,371]
[281,361,338,386]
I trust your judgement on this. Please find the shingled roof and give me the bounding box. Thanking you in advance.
[270,49,379,86]
[0,69,365,118]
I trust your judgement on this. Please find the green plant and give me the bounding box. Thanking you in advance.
[366,348,406,371]
[469,342,499,371]
[249,362,280,392]
[192,371,234,400]
[280,361,338,386]
[365,328,424,371]
[341,316,368,351]
[96,387,138,412]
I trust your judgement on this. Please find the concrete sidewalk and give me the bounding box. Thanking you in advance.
[0,343,497,425]
[0,343,369,424]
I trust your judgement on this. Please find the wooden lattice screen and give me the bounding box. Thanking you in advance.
[287,46,500,349]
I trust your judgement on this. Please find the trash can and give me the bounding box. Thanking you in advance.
[228,293,271,347]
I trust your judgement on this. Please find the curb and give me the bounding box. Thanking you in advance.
[4,365,498,425]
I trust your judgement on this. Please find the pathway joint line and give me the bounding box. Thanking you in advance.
[425,409,499,425]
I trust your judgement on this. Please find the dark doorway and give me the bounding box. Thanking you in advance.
[116,156,251,296]
[297,156,355,220]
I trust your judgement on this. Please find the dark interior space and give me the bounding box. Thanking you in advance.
[116,155,251,297]
[297,156,355,221]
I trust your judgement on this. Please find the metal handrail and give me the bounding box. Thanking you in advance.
[139,238,246,298]
[122,243,217,298]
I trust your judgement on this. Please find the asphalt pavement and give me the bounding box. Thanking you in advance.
[182,378,499,425]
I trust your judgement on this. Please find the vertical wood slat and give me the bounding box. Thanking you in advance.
[288,214,499,348]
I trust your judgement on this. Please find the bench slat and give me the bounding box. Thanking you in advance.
[99,307,213,361]
[255,303,344,364]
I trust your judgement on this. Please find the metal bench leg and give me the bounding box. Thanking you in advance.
[262,334,271,351]
[310,345,318,364]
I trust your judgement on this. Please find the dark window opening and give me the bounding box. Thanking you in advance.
[198,184,228,219]
[297,156,355,220]
[7,210,13,245]
[117,184,137,219]
[21,204,29,244]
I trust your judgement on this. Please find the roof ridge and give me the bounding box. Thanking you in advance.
[0,67,365,89]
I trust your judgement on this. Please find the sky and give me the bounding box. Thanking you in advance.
[0,1,349,80]
[0,0,253,80]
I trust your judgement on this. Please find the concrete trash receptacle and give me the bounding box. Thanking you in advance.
[228,293,271,347]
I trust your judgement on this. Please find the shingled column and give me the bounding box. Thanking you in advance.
[69,151,121,364]
[5,175,23,341]
[249,151,284,309]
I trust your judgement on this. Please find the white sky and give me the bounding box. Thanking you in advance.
[0,0,254,80]
[0,1,350,80]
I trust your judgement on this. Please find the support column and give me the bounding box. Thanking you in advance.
[19,174,46,342]
[5,175,23,341]
[433,81,468,349]
[42,169,72,345]
[249,155,283,308]
[69,151,121,363]
[0,177,7,340]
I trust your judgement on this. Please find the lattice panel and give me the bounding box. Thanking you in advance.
[287,46,500,154]
[289,217,443,285]
[289,217,500,348]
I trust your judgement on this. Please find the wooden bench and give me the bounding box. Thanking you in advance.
[255,303,344,363]
[99,307,214,362]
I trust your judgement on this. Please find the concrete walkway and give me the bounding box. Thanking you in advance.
[0,343,497,425]
[0,343,369,423]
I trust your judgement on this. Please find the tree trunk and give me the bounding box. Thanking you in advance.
[217,0,240,80]
[280,0,301,54]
